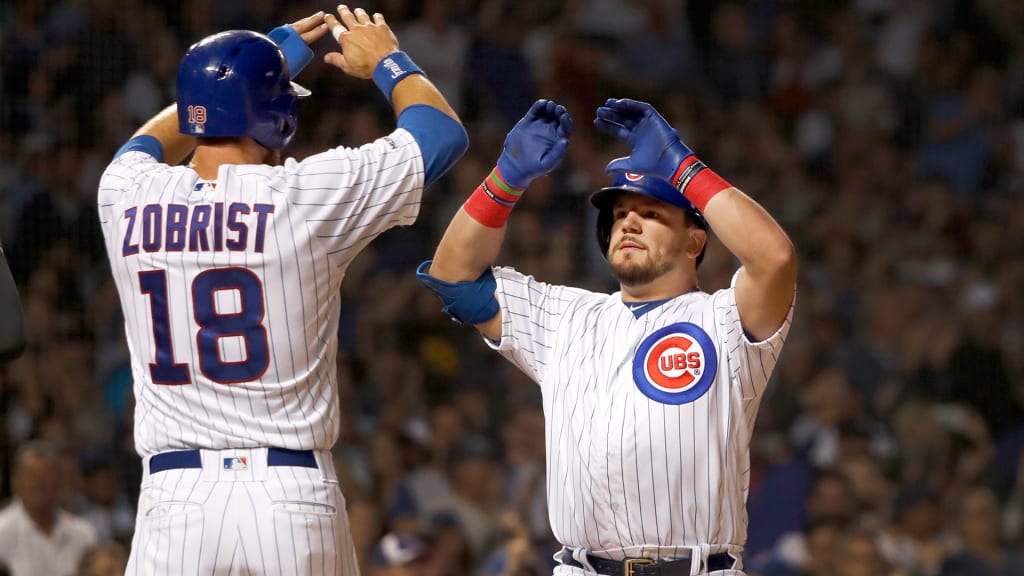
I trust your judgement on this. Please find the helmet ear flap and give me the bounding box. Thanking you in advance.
[595,206,613,259]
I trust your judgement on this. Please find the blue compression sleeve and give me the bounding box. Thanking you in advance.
[397,105,468,187]
[267,25,314,78]
[114,135,163,162]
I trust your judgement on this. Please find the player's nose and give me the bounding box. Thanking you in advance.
[619,211,642,233]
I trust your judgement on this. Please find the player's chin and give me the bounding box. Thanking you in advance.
[610,259,656,287]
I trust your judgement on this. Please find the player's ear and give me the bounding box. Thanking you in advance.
[687,227,707,261]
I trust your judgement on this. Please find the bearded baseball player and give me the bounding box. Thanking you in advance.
[417,98,797,576]
[97,7,466,575]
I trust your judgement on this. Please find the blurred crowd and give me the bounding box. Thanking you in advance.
[1,0,1023,575]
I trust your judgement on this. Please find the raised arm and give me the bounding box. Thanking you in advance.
[0,242,26,363]
[325,6,466,186]
[419,100,573,341]
[594,98,797,341]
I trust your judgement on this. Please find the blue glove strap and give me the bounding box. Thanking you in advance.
[495,152,528,190]
[373,51,425,103]
[664,139,695,179]
[268,25,313,78]
[415,261,499,325]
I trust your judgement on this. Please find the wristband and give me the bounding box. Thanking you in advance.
[670,156,731,212]
[267,25,314,78]
[463,166,524,228]
[373,51,425,102]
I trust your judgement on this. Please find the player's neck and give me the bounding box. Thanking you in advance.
[189,138,271,179]
[619,270,699,302]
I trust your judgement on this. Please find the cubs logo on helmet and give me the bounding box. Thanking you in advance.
[632,322,717,404]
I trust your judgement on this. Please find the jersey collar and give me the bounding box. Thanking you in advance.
[622,298,671,318]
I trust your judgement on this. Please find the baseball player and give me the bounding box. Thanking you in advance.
[97,7,467,575]
[417,98,797,575]
[0,240,26,363]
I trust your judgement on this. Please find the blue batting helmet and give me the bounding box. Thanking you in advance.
[589,172,708,263]
[176,30,307,150]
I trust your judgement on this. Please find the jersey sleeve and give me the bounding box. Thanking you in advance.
[98,150,163,205]
[283,128,425,251]
[486,267,588,386]
[714,270,796,400]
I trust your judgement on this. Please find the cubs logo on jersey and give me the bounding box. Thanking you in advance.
[632,322,717,404]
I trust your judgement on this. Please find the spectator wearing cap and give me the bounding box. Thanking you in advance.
[388,417,455,533]
[0,440,98,576]
[938,485,1024,576]
[753,471,860,575]
[425,512,473,576]
[439,434,505,567]
[372,532,431,576]
[877,486,949,575]
[74,448,134,544]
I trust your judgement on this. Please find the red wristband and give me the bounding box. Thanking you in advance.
[670,156,731,212]
[463,167,524,228]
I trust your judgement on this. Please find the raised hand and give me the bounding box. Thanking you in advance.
[324,5,400,78]
[593,98,693,181]
[289,11,329,45]
[497,99,574,189]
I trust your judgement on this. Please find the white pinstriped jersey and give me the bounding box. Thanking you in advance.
[489,267,793,566]
[98,129,424,457]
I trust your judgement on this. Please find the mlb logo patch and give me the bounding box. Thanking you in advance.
[223,457,248,471]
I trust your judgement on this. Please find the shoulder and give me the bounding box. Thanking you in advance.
[0,502,21,531]
[100,151,177,195]
[494,266,600,306]
[58,510,98,542]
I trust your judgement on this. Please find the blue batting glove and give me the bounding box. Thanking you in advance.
[593,98,693,180]
[496,99,574,189]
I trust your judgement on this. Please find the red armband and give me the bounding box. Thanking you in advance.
[463,166,524,228]
[670,156,732,212]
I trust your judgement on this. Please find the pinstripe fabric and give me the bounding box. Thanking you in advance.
[97,129,423,456]
[488,268,793,573]
[99,128,424,575]
[124,450,354,576]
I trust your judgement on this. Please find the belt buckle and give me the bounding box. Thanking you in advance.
[623,558,655,576]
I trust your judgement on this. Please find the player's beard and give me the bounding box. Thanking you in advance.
[609,235,684,287]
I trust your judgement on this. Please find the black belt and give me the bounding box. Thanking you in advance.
[563,552,736,576]
[149,448,317,474]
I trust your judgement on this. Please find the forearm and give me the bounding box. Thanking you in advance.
[701,187,797,279]
[391,74,460,122]
[700,185,797,341]
[429,209,506,282]
[131,104,196,165]
[0,246,26,363]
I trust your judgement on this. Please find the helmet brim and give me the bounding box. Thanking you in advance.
[291,81,311,98]
[589,186,637,211]
[588,185,708,230]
